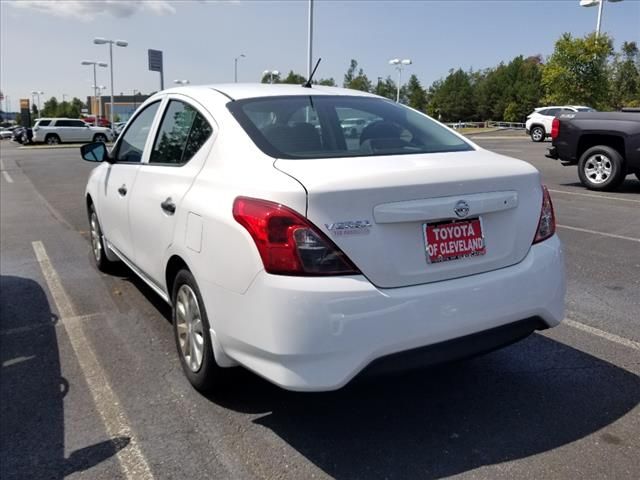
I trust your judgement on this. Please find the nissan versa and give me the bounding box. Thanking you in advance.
[80,84,566,392]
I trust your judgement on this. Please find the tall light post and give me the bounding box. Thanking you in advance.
[307,0,314,80]
[234,54,246,83]
[580,0,624,38]
[92,85,107,121]
[174,80,190,85]
[388,58,412,103]
[30,90,44,118]
[93,37,128,126]
[262,70,279,84]
[82,61,108,120]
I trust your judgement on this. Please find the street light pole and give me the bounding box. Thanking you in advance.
[596,0,604,37]
[94,37,128,126]
[307,0,314,80]
[388,58,412,103]
[580,0,624,39]
[31,91,44,117]
[234,54,246,82]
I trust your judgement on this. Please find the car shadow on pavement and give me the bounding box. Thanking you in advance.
[210,332,640,479]
[0,275,129,480]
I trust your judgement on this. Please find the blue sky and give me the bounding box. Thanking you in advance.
[1,0,639,111]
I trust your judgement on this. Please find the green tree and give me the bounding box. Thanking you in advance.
[261,72,281,84]
[428,69,475,122]
[374,76,397,100]
[15,112,22,126]
[343,59,372,92]
[281,71,306,84]
[68,98,85,118]
[610,41,640,108]
[405,74,427,111]
[316,78,336,86]
[31,103,39,119]
[42,96,59,117]
[542,32,614,109]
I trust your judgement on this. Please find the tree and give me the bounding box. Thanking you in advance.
[405,74,427,111]
[261,72,281,84]
[42,97,59,117]
[68,98,86,118]
[281,71,306,84]
[343,59,372,92]
[427,69,475,122]
[316,78,336,86]
[542,32,614,109]
[31,104,39,119]
[610,41,640,108]
[374,76,397,100]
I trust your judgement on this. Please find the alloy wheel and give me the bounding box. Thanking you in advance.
[584,154,612,184]
[175,284,205,372]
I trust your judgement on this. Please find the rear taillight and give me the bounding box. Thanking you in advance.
[233,197,361,276]
[533,186,556,244]
[551,118,560,139]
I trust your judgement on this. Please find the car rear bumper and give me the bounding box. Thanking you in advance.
[206,235,565,391]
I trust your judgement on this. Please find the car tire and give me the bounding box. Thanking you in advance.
[530,126,545,142]
[172,269,221,392]
[45,134,60,145]
[93,133,108,143]
[578,145,625,191]
[88,204,117,272]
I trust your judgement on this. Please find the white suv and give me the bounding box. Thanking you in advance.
[526,106,594,142]
[80,84,565,392]
[32,118,113,145]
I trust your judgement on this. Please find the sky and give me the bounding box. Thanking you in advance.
[1,0,639,112]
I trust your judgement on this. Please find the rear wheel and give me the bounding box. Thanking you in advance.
[172,269,221,391]
[578,145,625,191]
[45,134,60,145]
[88,204,116,272]
[93,133,108,143]
[530,126,545,142]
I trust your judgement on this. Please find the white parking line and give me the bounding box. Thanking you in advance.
[32,241,154,480]
[2,170,13,183]
[556,224,640,243]
[548,188,640,204]
[564,319,640,351]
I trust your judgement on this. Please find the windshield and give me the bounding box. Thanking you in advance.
[228,95,473,159]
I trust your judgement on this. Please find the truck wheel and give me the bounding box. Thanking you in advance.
[530,126,545,142]
[578,146,625,191]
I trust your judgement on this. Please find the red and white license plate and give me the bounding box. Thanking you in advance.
[424,218,486,263]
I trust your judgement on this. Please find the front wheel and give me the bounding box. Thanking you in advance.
[172,270,221,392]
[530,126,545,142]
[578,145,625,191]
[93,133,108,143]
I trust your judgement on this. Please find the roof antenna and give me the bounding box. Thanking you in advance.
[303,58,321,88]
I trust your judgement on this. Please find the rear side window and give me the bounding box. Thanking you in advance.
[545,108,561,116]
[228,95,473,159]
[36,120,51,127]
[55,120,73,127]
[71,120,87,127]
[150,100,213,165]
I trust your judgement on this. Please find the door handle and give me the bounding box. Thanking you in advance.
[161,197,176,215]
[118,184,127,196]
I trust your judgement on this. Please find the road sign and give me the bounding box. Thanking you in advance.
[148,49,163,72]
[148,49,164,90]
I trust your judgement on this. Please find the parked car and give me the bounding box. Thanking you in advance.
[82,116,111,128]
[11,126,32,144]
[32,118,113,145]
[0,128,13,139]
[112,121,127,137]
[80,84,565,392]
[546,111,640,190]
[526,106,595,142]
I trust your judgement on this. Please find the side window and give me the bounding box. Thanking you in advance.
[150,100,212,165]
[115,101,161,163]
[56,120,72,127]
[536,109,548,116]
[546,108,560,116]
[72,120,87,127]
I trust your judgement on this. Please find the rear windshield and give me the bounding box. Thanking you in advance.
[227,95,473,159]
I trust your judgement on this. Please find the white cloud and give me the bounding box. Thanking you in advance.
[10,1,177,22]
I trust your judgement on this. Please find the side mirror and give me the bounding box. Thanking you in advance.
[81,142,109,163]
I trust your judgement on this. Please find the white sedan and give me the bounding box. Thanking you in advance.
[81,84,565,392]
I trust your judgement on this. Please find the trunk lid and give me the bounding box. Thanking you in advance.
[275,150,542,288]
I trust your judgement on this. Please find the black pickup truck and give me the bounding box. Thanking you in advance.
[546,111,640,191]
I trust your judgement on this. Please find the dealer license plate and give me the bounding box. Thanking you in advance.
[424,218,486,263]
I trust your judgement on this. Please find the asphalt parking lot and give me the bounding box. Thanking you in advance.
[1,137,639,480]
